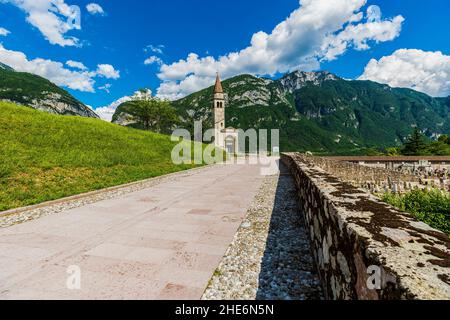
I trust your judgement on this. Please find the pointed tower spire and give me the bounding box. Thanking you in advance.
[214,72,223,94]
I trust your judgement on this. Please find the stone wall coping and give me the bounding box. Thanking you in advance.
[327,156,450,163]
[283,153,450,300]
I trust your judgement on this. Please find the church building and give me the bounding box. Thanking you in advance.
[212,73,239,154]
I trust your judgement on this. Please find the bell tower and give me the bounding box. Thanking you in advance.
[213,73,225,147]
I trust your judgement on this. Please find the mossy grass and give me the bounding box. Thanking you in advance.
[0,102,211,211]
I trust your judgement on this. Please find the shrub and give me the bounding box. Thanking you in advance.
[382,188,450,235]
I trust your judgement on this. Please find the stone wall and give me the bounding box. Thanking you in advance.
[281,153,450,300]
[312,156,429,193]
[326,156,450,191]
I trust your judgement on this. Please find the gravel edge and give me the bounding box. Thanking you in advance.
[202,169,323,300]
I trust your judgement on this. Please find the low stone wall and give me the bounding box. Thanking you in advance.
[314,155,427,193]
[282,153,450,300]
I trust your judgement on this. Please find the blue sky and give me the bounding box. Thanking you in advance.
[0,0,449,120]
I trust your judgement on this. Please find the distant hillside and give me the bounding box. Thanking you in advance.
[0,102,204,211]
[0,62,14,71]
[113,71,450,154]
[0,65,98,118]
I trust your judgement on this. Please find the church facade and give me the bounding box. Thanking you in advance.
[212,74,239,154]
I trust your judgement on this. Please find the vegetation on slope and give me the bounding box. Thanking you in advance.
[0,102,205,211]
[382,188,450,235]
[165,72,450,154]
[0,67,97,117]
[366,128,450,156]
[113,91,179,133]
[159,75,329,152]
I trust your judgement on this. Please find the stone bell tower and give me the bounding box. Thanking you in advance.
[213,73,225,148]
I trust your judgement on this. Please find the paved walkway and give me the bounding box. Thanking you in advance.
[0,162,267,299]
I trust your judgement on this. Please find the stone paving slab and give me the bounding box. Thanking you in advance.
[0,162,267,300]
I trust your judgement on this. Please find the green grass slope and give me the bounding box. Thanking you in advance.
[0,102,202,211]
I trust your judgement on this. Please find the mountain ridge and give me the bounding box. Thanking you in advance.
[0,66,98,118]
[3,63,447,154]
[111,70,450,153]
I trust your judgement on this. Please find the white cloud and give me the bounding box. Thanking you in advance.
[359,49,450,97]
[156,0,404,100]
[0,27,10,36]
[144,44,164,55]
[86,3,104,15]
[95,64,120,79]
[95,96,131,121]
[66,60,87,70]
[95,89,152,121]
[1,0,81,47]
[98,83,111,93]
[0,44,94,91]
[144,56,163,66]
[0,44,120,92]
[321,6,404,61]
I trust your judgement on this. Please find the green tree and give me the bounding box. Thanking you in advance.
[402,127,428,155]
[438,134,450,145]
[125,94,179,133]
[427,140,450,155]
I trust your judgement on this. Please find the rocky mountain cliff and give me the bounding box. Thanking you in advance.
[0,65,98,118]
[113,71,450,154]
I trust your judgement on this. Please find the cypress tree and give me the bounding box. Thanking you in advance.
[402,127,427,155]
